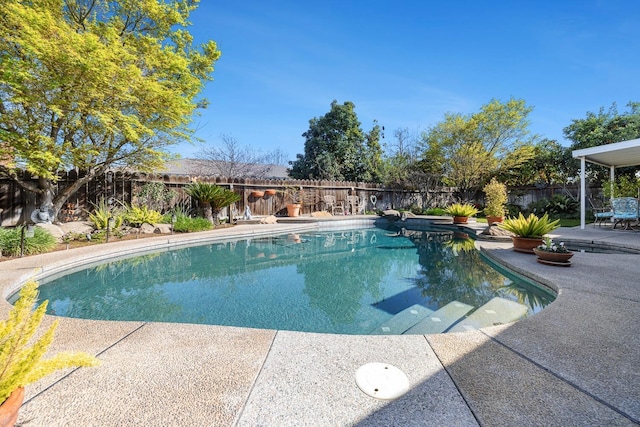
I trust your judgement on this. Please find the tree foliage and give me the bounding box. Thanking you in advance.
[418,98,535,199]
[289,100,383,182]
[563,102,640,183]
[497,139,575,187]
[0,0,220,220]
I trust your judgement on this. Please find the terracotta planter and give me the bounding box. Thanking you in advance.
[486,216,504,225]
[533,248,574,264]
[453,216,468,224]
[0,387,24,427]
[512,237,544,254]
[250,191,264,198]
[264,189,277,196]
[286,203,301,217]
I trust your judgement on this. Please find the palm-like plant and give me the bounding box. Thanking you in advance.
[210,187,241,224]
[185,183,240,225]
[499,213,560,238]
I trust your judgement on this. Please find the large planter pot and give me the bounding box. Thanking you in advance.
[486,216,504,225]
[250,190,264,198]
[512,237,543,254]
[0,387,24,427]
[286,203,301,217]
[453,216,468,224]
[533,248,574,265]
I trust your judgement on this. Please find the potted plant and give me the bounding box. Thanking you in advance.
[445,203,479,224]
[499,213,560,253]
[533,236,573,265]
[283,186,303,217]
[483,178,507,224]
[0,280,99,426]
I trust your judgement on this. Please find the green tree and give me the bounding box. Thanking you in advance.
[289,100,383,182]
[0,0,221,221]
[497,139,574,187]
[563,102,640,183]
[418,98,534,199]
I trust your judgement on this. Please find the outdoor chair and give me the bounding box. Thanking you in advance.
[346,195,360,215]
[588,197,613,227]
[611,197,639,230]
[323,195,344,215]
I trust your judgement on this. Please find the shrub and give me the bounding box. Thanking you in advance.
[424,207,448,216]
[87,198,124,230]
[499,213,560,238]
[445,203,479,218]
[123,205,163,227]
[0,280,99,404]
[483,178,507,217]
[0,226,57,257]
[172,216,213,233]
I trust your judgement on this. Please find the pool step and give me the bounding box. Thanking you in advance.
[403,301,474,334]
[449,297,529,332]
[371,304,434,335]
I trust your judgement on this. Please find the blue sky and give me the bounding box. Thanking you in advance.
[175,0,640,161]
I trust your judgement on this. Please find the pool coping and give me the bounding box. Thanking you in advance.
[2,220,639,426]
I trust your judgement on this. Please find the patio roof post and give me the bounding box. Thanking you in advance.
[580,157,586,229]
[610,165,615,199]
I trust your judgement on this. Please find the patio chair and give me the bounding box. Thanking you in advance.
[323,195,344,215]
[346,195,360,215]
[588,197,613,227]
[611,197,639,230]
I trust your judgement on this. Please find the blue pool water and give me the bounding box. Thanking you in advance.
[31,227,555,334]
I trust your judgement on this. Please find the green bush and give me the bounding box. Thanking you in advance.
[499,213,560,238]
[0,226,57,257]
[603,176,640,198]
[87,198,124,230]
[172,216,213,233]
[445,203,479,217]
[424,207,448,216]
[124,205,163,227]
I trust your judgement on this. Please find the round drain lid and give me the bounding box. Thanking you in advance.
[355,362,410,400]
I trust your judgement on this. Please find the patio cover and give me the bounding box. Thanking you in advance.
[572,138,640,229]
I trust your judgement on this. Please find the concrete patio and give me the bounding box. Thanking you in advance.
[1,220,638,426]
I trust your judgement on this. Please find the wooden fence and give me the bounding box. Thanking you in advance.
[0,170,604,227]
[0,172,457,226]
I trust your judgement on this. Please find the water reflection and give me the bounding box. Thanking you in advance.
[31,227,555,333]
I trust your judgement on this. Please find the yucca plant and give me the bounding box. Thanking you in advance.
[87,197,124,230]
[0,280,99,406]
[445,203,479,218]
[499,213,560,238]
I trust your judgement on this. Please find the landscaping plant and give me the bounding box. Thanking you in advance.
[0,226,57,257]
[0,280,99,406]
[483,178,507,218]
[499,213,560,238]
[445,203,479,218]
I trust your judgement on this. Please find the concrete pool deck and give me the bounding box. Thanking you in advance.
[1,219,638,426]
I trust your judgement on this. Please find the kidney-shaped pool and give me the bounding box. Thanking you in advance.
[21,226,555,335]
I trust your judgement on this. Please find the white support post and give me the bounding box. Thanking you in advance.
[580,157,586,229]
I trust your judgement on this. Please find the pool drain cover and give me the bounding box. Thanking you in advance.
[355,363,409,400]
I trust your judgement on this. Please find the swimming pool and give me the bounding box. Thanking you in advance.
[30,227,555,335]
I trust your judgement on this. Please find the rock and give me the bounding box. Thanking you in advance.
[259,215,278,224]
[311,211,332,217]
[154,224,172,234]
[139,223,156,234]
[382,209,401,220]
[35,223,64,241]
[58,221,94,237]
[482,223,515,237]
